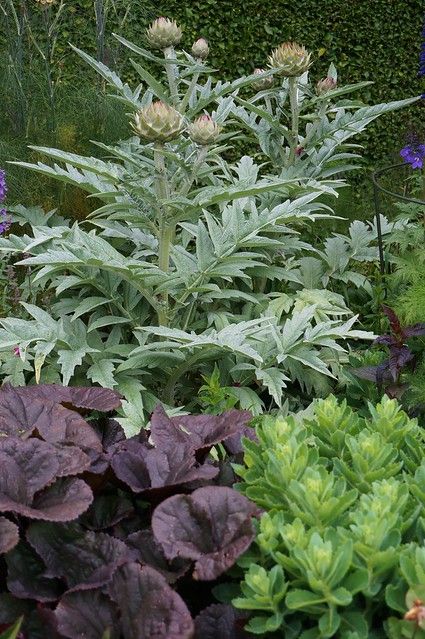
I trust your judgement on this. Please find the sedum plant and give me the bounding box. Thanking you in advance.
[0,18,418,428]
[234,395,425,638]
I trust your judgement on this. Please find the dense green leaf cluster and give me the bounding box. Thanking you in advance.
[234,395,425,638]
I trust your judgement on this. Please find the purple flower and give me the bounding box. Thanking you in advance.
[400,143,425,169]
[13,346,20,358]
[421,16,425,76]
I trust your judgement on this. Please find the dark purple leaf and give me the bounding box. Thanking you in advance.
[223,425,257,456]
[150,406,252,453]
[55,590,119,639]
[194,604,250,639]
[152,486,257,580]
[144,446,218,489]
[108,563,194,639]
[382,305,402,336]
[6,542,62,602]
[14,385,121,412]
[0,387,102,452]
[0,595,34,625]
[127,529,190,583]
[0,439,96,521]
[111,440,218,494]
[80,494,134,531]
[51,445,92,477]
[402,323,425,338]
[110,441,151,492]
[374,334,397,346]
[91,419,126,452]
[27,522,131,590]
[0,438,59,501]
[0,517,19,554]
[388,346,413,381]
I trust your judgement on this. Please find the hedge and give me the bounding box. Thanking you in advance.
[1,0,424,167]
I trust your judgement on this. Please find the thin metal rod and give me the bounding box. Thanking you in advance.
[372,162,425,206]
[373,178,386,276]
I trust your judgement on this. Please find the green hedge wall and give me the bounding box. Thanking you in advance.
[3,0,425,166]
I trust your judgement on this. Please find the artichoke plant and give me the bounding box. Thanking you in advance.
[188,114,220,145]
[252,68,274,91]
[191,38,209,60]
[146,17,182,50]
[316,76,338,95]
[132,101,184,143]
[268,42,312,77]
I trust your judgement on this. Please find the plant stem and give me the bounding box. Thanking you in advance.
[163,46,179,105]
[154,143,172,326]
[288,76,299,165]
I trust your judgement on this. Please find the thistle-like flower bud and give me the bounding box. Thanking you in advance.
[191,37,209,60]
[146,17,182,50]
[36,0,55,4]
[268,42,312,77]
[252,68,274,91]
[316,76,337,95]
[132,101,184,143]
[188,114,221,145]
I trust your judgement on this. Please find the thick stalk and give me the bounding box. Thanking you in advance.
[288,76,299,165]
[163,46,179,105]
[154,143,172,326]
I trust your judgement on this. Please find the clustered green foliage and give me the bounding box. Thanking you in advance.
[234,395,425,638]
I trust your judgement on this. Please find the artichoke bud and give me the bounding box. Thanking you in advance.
[316,76,337,95]
[132,101,184,143]
[191,37,209,60]
[252,68,274,91]
[146,17,182,50]
[268,42,312,77]
[188,114,221,145]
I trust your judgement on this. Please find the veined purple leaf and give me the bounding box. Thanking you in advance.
[111,440,218,494]
[152,487,257,581]
[81,494,134,531]
[150,406,252,455]
[374,334,397,346]
[12,384,121,412]
[402,323,425,338]
[55,590,119,639]
[0,439,93,521]
[194,604,250,638]
[382,305,402,336]
[108,563,194,639]
[388,346,413,381]
[27,522,132,590]
[0,387,102,452]
[127,529,190,583]
[0,518,19,554]
[6,542,62,602]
